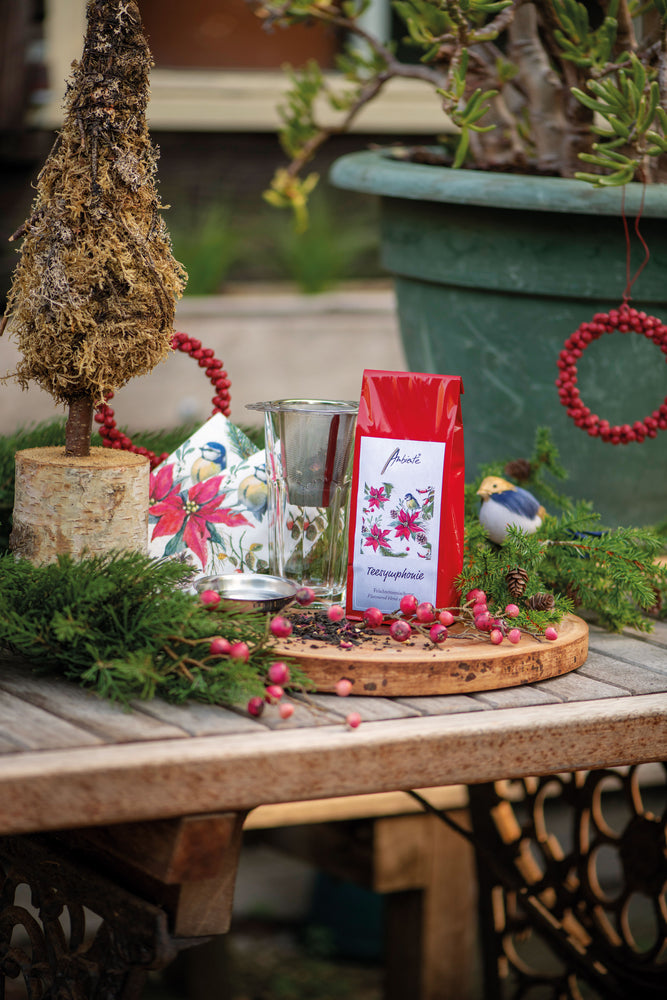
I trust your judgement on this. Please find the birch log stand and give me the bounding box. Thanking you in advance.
[9,447,149,563]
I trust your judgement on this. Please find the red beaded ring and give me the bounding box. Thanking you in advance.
[556,303,667,445]
[94,333,232,468]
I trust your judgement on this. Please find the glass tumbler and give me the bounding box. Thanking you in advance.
[246,399,358,603]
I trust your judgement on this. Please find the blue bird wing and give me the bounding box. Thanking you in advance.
[497,487,541,519]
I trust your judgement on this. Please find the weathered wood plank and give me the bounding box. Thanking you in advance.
[261,695,345,730]
[623,620,667,647]
[244,786,468,829]
[587,632,667,673]
[535,671,629,702]
[0,694,664,836]
[472,684,562,709]
[578,650,667,695]
[394,695,484,715]
[130,699,261,737]
[0,689,103,751]
[0,732,31,754]
[299,693,420,722]
[0,661,188,742]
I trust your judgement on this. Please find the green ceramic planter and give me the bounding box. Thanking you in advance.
[330,149,667,525]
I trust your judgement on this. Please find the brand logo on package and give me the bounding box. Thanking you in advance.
[351,437,446,613]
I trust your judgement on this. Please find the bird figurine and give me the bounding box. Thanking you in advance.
[190,442,227,483]
[476,476,546,544]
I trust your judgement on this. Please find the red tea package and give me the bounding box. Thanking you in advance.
[346,370,464,618]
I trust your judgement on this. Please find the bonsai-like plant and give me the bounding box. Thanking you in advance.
[1,0,186,455]
[254,0,667,223]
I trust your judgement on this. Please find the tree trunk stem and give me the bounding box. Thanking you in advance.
[65,396,94,456]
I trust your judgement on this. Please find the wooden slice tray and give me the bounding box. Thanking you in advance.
[275,614,589,696]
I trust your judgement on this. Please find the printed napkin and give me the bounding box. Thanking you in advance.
[147,413,270,578]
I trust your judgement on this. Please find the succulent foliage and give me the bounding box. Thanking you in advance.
[253,0,667,223]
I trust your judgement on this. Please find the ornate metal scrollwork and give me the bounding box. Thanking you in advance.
[0,834,183,1000]
[468,764,667,1000]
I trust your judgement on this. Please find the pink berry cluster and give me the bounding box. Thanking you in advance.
[332,589,559,646]
[557,305,667,445]
[247,660,295,720]
[256,604,362,728]
[200,589,256,660]
[461,589,557,644]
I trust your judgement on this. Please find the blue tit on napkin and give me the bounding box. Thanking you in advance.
[238,471,269,520]
[191,441,227,482]
[477,476,546,544]
[403,492,421,511]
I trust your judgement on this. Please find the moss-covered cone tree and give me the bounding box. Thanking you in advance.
[1,0,186,456]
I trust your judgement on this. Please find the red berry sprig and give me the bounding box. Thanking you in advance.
[94,333,232,469]
[347,591,558,646]
[556,304,667,444]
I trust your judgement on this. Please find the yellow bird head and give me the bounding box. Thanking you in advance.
[476,476,516,500]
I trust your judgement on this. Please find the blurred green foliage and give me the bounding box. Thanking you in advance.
[169,190,381,295]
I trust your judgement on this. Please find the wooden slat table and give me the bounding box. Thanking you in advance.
[0,620,666,999]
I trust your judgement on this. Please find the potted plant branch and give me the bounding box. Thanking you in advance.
[1,0,186,562]
[252,0,667,525]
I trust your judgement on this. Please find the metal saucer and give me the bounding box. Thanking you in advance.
[195,574,299,613]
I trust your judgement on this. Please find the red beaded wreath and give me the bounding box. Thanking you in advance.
[556,303,667,445]
[94,332,232,468]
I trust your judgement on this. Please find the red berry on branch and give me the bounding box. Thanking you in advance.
[230,641,250,662]
[295,586,315,606]
[390,620,412,642]
[199,590,221,609]
[363,607,384,628]
[265,684,284,702]
[416,602,436,623]
[247,696,264,717]
[270,617,292,639]
[209,636,231,656]
[268,661,290,685]
[439,610,455,627]
[399,594,418,616]
[429,623,448,643]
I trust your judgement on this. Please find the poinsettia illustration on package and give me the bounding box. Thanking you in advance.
[346,370,465,618]
[147,413,270,577]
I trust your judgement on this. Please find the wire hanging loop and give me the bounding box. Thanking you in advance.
[621,184,650,304]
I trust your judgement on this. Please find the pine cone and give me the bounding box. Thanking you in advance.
[506,567,529,598]
[526,592,556,611]
[503,458,532,482]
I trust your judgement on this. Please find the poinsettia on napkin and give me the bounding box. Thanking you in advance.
[147,414,270,578]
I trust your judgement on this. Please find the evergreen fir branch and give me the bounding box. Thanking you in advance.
[0,551,310,706]
[461,490,667,633]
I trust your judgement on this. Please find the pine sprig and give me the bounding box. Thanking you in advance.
[461,429,667,633]
[0,550,309,705]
